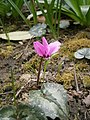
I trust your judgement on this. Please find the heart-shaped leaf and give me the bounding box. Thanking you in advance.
[17,104,48,120]
[0,83,69,120]
[29,23,47,37]
[59,20,70,29]
[74,48,90,59]
[28,82,69,120]
[0,104,47,120]
[0,106,16,120]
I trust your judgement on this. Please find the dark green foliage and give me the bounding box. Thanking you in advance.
[0,0,24,18]
[62,0,90,26]
[0,103,48,120]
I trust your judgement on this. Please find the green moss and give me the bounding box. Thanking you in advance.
[56,70,74,89]
[75,62,89,71]
[7,25,17,32]
[83,75,90,88]
[60,38,90,59]
[23,55,40,72]
[3,83,12,92]
[0,45,13,58]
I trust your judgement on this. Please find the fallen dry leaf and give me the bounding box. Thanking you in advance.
[0,31,33,41]
[83,95,90,107]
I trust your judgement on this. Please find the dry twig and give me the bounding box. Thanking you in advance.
[73,64,79,92]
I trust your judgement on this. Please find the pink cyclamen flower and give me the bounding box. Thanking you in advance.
[33,37,61,58]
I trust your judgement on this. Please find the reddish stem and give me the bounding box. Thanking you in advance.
[37,57,43,85]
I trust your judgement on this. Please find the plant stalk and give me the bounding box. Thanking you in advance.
[57,0,62,37]
[37,57,43,85]
[0,18,10,44]
[31,0,37,24]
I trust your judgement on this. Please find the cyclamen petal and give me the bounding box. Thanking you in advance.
[33,37,61,58]
[42,37,48,47]
[33,41,45,57]
[42,37,49,56]
[48,41,61,55]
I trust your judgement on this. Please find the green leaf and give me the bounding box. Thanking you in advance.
[86,6,90,25]
[12,0,24,17]
[62,0,90,25]
[0,104,48,120]
[0,1,10,17]
[35,0,58,38]
[17,104,48,120]
[64,0,83,18]
[29,0,37,24]
[28,82,69,120]
[78,0,90,5]
[0,106,16,120]
[80,5,90,16]
[62,7,82,23]
[78,0,86,5]
[8,0,30,27]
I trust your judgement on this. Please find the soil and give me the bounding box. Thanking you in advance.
[0,23,90,120]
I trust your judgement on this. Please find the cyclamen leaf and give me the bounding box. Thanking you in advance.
[0,83,68,120]
[85,48,90,59]
[59,20,70,29]
[74,48,90,59]
[29,23,47,37]
[0,104,47,120]
[28,82,69,120]
[17,104,47,120]
[74,52,84,59]
[0,106,16,120]
[0,106,15,118]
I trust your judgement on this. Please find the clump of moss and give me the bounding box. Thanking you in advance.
[6,25,17,32]
[60,38,90,59]
[0,45,13,58]
[75,31,88,39]
[2,80,20,92]
[83,75,90,88]
[56,70,74,89]
[75,62,89,72]
[75,31,90,39]
[23,55,40,72]
[3,82,12,92]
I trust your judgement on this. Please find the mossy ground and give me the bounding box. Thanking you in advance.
[0,26,90,119]
[56,70,74,89]
[0,45,13,58]
[60,38,90,59]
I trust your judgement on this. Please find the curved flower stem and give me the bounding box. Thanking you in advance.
[37,57,43,85]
